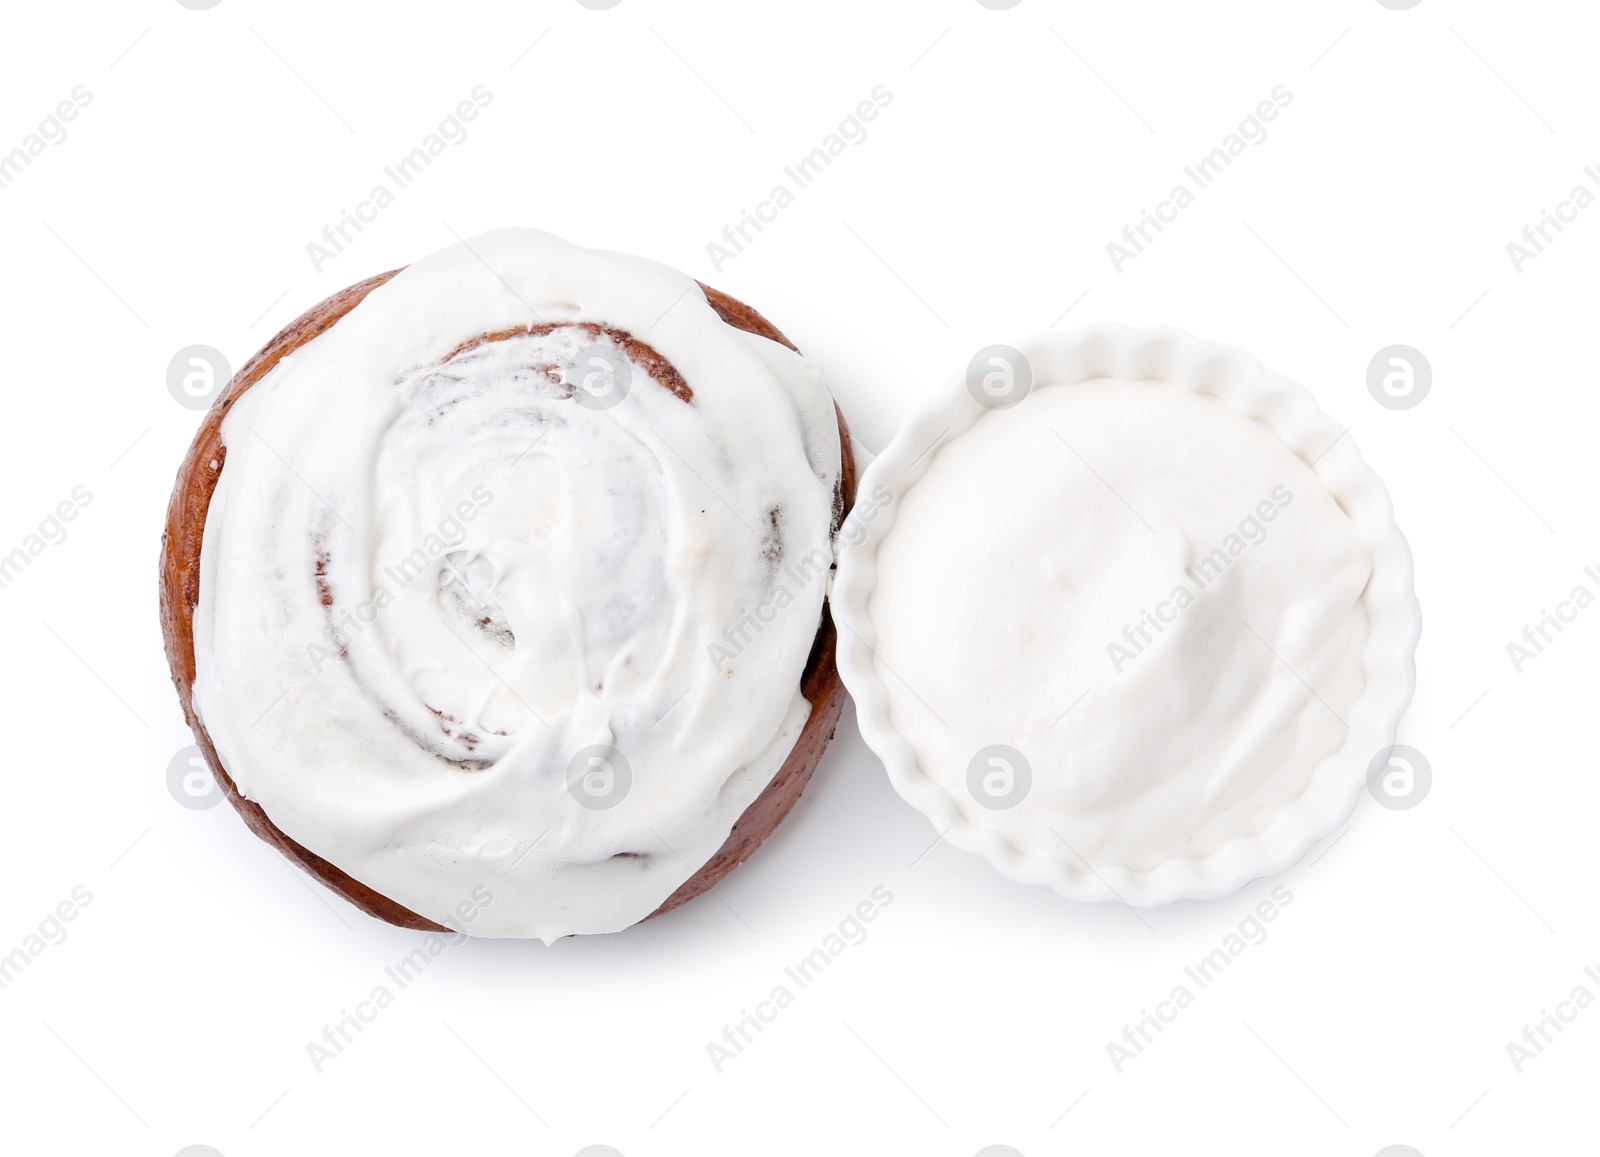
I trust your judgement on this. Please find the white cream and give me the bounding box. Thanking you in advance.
[868,379,1372,873]
[191,230,840,940]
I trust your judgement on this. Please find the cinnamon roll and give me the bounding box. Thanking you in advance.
[160,230,855,940]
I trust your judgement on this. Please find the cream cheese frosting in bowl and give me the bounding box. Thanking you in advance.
[186,230,843,941]
[832,325,1420,905]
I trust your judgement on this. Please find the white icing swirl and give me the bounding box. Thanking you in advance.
[191,230,840,940]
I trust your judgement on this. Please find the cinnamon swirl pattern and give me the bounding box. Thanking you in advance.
[165,231,850,940]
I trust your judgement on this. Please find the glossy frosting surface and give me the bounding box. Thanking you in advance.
[869,379,1372,872]
[192,230,840,940]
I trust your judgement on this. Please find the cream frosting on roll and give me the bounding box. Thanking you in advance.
[191,230,841,940]
[869,380,1372,873]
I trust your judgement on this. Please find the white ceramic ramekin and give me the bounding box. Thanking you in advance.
[831,324,1421,906]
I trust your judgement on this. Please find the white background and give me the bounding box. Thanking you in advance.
[1,1,1595,1154]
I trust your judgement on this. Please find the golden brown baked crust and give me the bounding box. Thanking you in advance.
[158,268,856,934]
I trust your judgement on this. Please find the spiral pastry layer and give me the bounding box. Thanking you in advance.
[161,230,851,940]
